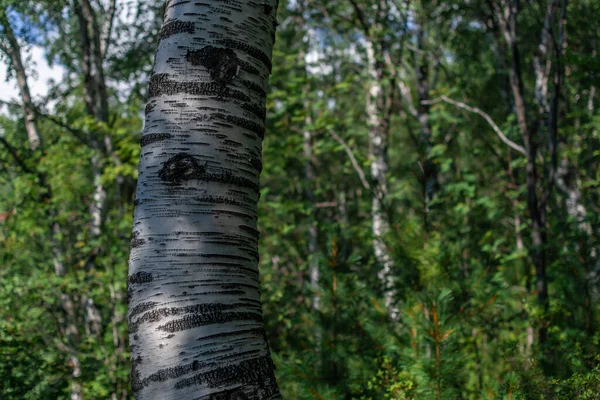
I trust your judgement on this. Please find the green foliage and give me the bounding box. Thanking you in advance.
[0,0,599,398]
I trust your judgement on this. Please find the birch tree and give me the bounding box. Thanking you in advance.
[128,1,281,398]
[349,0,398,319]
[0,9,88,399]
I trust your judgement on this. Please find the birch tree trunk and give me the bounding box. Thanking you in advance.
[348,0,397,319]
[0,13,87,397]
[128,1,281,399]
[365,38,397,320]
[0,13,41,150]
[74,0,109,238]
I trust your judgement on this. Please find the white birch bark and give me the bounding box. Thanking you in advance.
[534,0,560,114]
[0,20,41,150]
[365,39,397,320]
[0,15,88,397]
[128,1,281,399]
[74,0,109,239]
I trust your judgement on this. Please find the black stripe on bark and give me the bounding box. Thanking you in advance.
[129,271,154,284]
[238,225,260,239]
[241,102,267,121]
[157,311,263,333]
[129,301,159,318]
[160,158,261,192]
[130,303,249,333]
[132,357,208,392]
[130,231,146,248]
[238,78,266,96]
[195,195,246,207]
[237,59,260,75]
[210,113,264,138]
[200,253,252,261]
[197,327,264,342]
[159,20,195,41]
[148,73,250,102]
[189,262,259,277]
[173,355,278,391]
[140,132,173,147]
[216,39,273,72]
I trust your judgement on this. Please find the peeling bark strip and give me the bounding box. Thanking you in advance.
[128,1,280,399]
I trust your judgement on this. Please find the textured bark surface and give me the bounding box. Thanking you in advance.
[0,12,88,397]
[0,18,41,151]
[365,39,397,320]
[128,1,280,399]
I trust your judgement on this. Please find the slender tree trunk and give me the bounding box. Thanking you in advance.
[0,16,41,150]
[73,0,118,348]
[534,0,560,116]
[0,16,65,274]
[365,38,397,320]
[0,15,85,397]
[73,1,107,235]
[128,2,281,398]
[414,19,437,240]
[74,0,109,238]
[349,0,397,320]
[493,0,549,343]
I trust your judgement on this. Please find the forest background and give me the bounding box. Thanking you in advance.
[1,0,599,399]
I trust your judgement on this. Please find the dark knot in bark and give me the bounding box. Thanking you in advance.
[129,271,154,284]
[130,231,146,249]
[158,153,205,184]
[187,46,240,85]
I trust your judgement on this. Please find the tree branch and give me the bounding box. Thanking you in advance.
[0,41,11,57]
[383,50,419,119]
[0,136,34,174]
[425,95,528,156]
[328,129,371,191]
[0,99,87,144]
